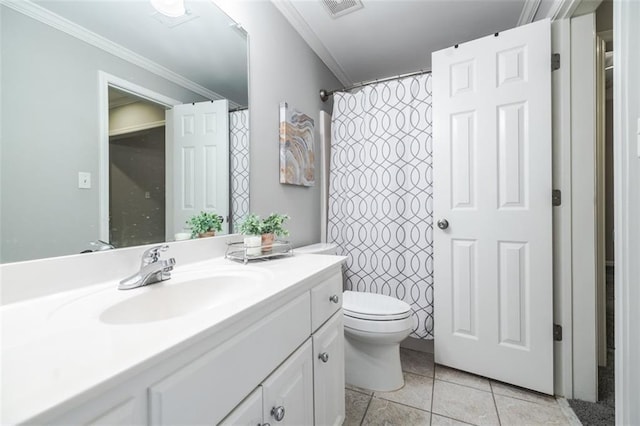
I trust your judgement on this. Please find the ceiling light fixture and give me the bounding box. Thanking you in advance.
[150,0,186,18]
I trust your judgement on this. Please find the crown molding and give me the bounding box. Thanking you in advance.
[518,0,542,25]
[544,0,603,21]
[0,0,242,109]
[271,0,353,87]
[547,0,580,19]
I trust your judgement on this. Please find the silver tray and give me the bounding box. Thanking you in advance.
[225,240,293,264]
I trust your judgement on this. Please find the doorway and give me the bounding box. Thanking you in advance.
[567,1,616,422]
[108,87,167,247]
[595,0,615,410]
[98,72,181,245]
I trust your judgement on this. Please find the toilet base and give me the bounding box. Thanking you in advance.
[344,328,408,392]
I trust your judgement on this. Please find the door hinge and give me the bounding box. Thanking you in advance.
[554,324,563,341]
[552,189,562,206]
[552,53,561,71]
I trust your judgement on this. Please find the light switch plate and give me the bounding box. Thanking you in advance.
[78,172,91,189]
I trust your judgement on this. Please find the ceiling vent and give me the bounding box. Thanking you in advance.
[321,0,364,18]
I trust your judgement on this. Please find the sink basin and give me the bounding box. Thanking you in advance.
[99,269,267,325]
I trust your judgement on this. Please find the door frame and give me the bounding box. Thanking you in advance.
[97,71,180,242]
[548,0,602,401]
[612,1,639,422]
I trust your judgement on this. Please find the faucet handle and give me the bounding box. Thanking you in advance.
[142,244,169,264]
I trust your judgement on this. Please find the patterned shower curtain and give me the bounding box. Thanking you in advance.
[229,109,250,233]
[327,74,434,339]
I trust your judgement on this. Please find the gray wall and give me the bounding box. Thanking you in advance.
[0,7,207,262]
[216,0,341,248]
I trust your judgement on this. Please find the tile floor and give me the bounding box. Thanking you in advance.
[345,349,582,426]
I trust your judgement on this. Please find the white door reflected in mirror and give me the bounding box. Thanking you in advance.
[171,100,230,237]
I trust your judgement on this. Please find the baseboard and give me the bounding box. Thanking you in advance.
[401,337,434,354]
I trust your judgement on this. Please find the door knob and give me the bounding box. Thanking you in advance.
[319,352,330,362]
[271,406,285,422]
[329,294,339,303]
[437,219,449,230]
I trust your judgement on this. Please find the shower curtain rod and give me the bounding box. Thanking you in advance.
[229,106,248,112]
[319,68,432,102]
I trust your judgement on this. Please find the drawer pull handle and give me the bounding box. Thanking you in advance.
[271,406,285,421]
[319,352,330,363]
[329,294,339,303]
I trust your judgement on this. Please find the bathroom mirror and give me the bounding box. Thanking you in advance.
[0,0,249,263]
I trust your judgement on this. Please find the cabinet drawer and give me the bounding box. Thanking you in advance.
[311,272,343,332]
[148,292,311,426]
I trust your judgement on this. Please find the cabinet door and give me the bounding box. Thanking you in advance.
[262,339,313,426]
[313,310,345,426]
[219,387,263,426]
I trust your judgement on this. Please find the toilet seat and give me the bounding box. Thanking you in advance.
[343,291,413,333]
[343,291,411,321]
[344,313,413,334]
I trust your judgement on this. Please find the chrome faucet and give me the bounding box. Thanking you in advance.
[118,245,176,290]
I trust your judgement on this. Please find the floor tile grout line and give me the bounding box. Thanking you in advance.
[490,381,561,407]
[431,412,478,426]
[371,395,433,414]
[402,370,435,379]
[433,376,493,394]
[429,365,436,426]
[491,392,560,407]
[359,393,373,426]
[489,380,503,426]
[346,387,374,397]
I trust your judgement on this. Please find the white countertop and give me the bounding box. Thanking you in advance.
[1,254,345,424]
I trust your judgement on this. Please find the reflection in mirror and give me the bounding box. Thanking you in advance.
[108,88,167,249]
[0,0,249,263]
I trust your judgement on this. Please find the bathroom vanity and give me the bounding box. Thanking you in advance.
[1,252,346,425]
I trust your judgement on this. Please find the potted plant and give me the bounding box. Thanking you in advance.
[260,213,290,252]
[186,211,222,238]
[238,213,262,256]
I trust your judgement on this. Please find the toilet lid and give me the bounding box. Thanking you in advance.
[343,291,411,321]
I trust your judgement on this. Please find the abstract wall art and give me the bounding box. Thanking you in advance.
[279,101,315,186]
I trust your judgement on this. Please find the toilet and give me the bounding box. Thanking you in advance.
[296,243,413,392]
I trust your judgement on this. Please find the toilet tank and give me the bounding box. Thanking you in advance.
[295,243,338,255]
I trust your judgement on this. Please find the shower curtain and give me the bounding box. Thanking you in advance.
[327,74,434,339]
[229,109,250,232]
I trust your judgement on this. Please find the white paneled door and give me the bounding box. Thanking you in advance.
[433,19,553,394]
[170,100,229,236]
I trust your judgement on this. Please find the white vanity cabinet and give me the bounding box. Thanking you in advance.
[17,264,345,426]
[221,271,344,426]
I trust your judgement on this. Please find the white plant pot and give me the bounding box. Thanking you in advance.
[244,235,262,256]
[174,232,191,241]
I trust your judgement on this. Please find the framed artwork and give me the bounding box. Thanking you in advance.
[279,101,315,186]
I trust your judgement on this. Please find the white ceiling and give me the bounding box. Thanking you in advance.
[274,0,544,87]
